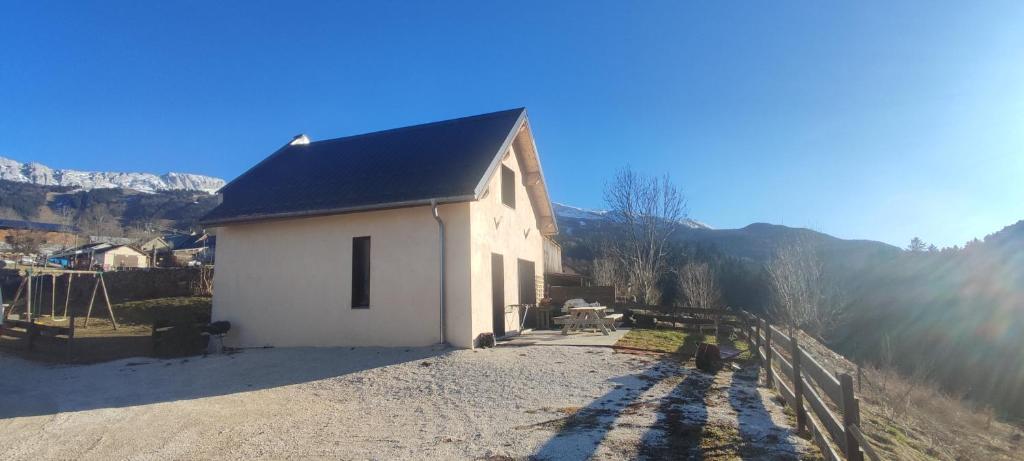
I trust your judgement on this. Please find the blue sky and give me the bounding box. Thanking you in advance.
[2,1,1022,248]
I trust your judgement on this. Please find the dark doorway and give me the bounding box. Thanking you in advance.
[491,253,505,336]
[518,259,536,306]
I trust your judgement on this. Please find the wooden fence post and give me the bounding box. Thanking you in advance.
[754,317,761,363]
[26,319,36,350]
[749,313,757,352]
[791,329,806,433]
[765,320,773,388]
[840,373,864,461]
[67,314,76,362]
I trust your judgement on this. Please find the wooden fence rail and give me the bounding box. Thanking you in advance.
[627,307,750,330]
[739,312,877,461]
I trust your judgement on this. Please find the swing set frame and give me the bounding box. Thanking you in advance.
[1,268,118,330]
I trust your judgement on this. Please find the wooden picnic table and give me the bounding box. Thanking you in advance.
[562,306,610,335]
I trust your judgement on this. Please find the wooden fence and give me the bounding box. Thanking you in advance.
[548,285,615,308]
[622,304,879,460]
[627,306,750,328]
[0,315,77,360]
[738,313,881,461]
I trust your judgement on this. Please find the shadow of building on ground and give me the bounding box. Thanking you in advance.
[0,345,446,419]
[532,358,801,460]
[728,363,798,459]
[636,370,713,459]
[531,358,684,461]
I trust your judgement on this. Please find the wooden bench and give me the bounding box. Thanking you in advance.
[602,313,624,330]
[552,314,573,326]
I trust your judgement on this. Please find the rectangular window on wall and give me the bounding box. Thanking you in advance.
[501,165,516,208]
[351,236,371,308]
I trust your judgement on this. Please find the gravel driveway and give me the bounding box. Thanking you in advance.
[0,345,814,460]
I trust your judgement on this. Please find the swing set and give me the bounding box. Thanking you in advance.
[1,268,118,330]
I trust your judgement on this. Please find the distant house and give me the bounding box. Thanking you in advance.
[139,232,216,267]
[51,243,150,270]
[201,108,558,348]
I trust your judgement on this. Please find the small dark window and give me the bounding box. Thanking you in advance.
[501,165,516,208]
[351,236,371,308]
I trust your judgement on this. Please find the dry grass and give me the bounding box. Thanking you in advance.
[614,327,751,359]
[793,331,1024,460]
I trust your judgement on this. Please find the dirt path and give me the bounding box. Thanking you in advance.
[0,345,816,460]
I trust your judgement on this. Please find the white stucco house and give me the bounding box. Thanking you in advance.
[201,108,558,349]
[50,243,150,270]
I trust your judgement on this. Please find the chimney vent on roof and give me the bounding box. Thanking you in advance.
[289,134,310,146]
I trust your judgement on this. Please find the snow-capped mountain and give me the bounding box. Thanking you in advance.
[0,156,225,194]
[553,202,712,229]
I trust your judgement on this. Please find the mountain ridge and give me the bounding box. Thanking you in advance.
[0,156,225,194]
[552,200,901,265]
[553,202,712,230]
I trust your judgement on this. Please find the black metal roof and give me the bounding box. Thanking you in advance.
[202,108,527,225]
[165,233,215,250]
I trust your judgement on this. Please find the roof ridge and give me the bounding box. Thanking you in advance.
[310,107,525,146]
[203,107,533,226]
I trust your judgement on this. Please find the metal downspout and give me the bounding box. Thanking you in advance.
[431,200,447,345]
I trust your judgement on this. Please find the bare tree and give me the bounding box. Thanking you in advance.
[765,239,843,337]
[6,229,44,256]
[55,204,74,226]
[677,261,724,332]
[592,256,626,294]
[603,166,686,305]
[678,261,722,309]
[192,265,214,296]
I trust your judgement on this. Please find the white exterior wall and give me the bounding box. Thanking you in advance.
[212,203,474,348]
[468,145,545,343]
[93,246,149,269]
[210,145,547,349]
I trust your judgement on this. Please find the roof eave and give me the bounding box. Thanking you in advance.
[472,110,558,236]
[471,109,527,199]
[200,194,477,227]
